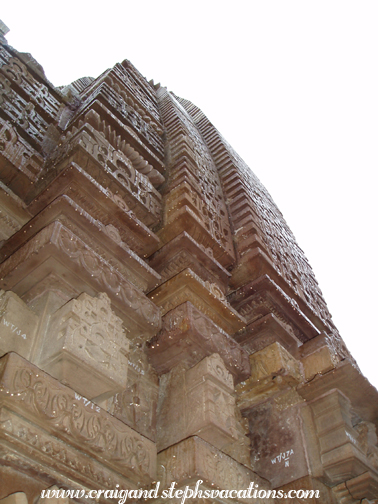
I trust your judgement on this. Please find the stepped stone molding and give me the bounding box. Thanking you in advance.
[147,301,250,383]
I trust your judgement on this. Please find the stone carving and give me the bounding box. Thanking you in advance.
[156,354,250,465]
[27,162,160,257]
[156,88,235,268]
[0,116,44,187]
[157,436,271,504]
[50,121,162,226]
[0,352,156,481]
[39,292,129,400]
[148,268,245,334]
[147,301,250,384]
[0,221,161,338]
[0,194,161,292]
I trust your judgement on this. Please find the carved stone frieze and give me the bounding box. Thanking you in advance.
[49,122,162,227]
[0,195,160,292]
[147,301,250,384]
[0,352,156,483]
[27,162,160,257]
[0,221,161,339]
[228,274,320,343]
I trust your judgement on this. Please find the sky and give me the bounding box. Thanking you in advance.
[2,1,378,389]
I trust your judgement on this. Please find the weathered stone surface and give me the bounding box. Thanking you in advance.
[234,313,302,358]
[228,274,320,343]
[157,354,250,465]
[300,333,339,380]
[37,292,129,400]
[298,360,378,427]
[237,342,303,411]
[0,194,161,292]
[148,268,246,334]
[302,389,378,487]
[0,289,39,359]
[0,183,30,242]
[0,352,156,485]
[157,436,271,504]
[146,301,250,384]
[244,398,309,488]
[0,221,161,339]
[107,343,159,441]
[27,162,160,258]
[149,231,231,292]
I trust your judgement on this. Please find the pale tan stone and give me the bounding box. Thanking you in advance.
[156,436,271,504]
[0,352,156,487]
[0,290,39,359]
[38,292,129,400]
[236,342,303,411]
[0,493,28,504]
[156,354,249,464]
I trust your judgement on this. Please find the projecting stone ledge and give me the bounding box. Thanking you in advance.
[148,268,246,334]
[0,221,161,339]
[0,352,156,490]
[146,301,250,384]
[0,195,161,293]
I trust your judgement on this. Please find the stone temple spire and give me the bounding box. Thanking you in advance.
[0,19,378,503]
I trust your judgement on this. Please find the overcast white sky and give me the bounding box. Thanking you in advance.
[2,1,378,389]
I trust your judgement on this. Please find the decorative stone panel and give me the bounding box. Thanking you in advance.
[38,292,129,400]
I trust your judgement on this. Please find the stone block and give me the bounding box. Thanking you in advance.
[234,313,302,358]
[0,184,30,242]
[27,162,160,257]
[38,292,129,401]
[228,274,320,343]
[300,333,339,380]
[146,301,250,384]
[245,399,310,488]
[0,290,39,359]
[148,268,246,334]
[0,221,161,340]
[303,389,378,486]
[156,436,271,504]
[0,352,156,487]
[109,344,159,441]
[0,494,28,504]
[148,231,231,292]
[236,342,303,411]
[156,354,249,462]
[0,195,161,293]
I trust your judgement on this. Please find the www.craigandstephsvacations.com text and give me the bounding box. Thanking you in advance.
[40,480,320,502]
